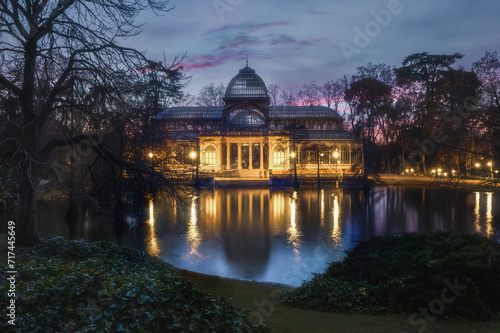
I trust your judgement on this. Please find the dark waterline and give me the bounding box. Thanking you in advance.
[8,186,500,286]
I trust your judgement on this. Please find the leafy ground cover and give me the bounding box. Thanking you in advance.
[180,269,500,333]
[0,237,266,332]
[280,232,500,320]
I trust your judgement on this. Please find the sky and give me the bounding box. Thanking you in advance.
[123,0,500,95]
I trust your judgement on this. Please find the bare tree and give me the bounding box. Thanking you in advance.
[267,83,280,106]
[280,88,298,106]
[0,0,178,245]
[298,81,321,106]
[320,79,344,111]
[196,83,226,107]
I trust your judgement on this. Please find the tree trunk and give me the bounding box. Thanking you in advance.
[17,161,40,245]
[16,38,41,246]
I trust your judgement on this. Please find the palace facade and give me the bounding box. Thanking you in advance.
[154,64,363,177]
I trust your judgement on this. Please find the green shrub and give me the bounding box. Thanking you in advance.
[1,237,267,332]
[281,232,500,320]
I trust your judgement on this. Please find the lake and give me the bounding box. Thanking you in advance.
[14,186,500,286]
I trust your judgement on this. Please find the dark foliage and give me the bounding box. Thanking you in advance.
[281,232,500,320]
[0,238,267,332]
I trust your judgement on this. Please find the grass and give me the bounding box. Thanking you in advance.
[179,269,500,333]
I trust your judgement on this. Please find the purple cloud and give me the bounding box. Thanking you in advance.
[204,22,289,37]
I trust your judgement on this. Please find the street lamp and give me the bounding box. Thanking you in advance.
[333,150,339,176]
[190,151,199,188]
[487,162,493,179]
[291,152,299,188]
[148,152,154,171]
[317,152,324,186]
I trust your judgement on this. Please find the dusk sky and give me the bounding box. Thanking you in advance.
[124,0,500,95]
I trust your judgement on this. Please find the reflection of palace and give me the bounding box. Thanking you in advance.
[155,64,363,177]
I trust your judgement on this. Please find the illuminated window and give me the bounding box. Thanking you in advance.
[341,146,350,164]
[273,147,285,166]
[205,146,216,165]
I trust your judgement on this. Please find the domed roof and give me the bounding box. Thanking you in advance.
[225,65,269,99]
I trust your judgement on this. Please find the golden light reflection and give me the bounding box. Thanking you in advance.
[320,189,325,226]
[486,192,493,237]
[288,192,302,260]
[205,193,217,228]
[474,192,481,233]
[332,195,342,245]
[273,194,285,220]
[146,199,160,257]
[186,196,202,259]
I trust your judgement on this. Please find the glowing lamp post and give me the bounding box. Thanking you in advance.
[333,150,339,176]
[317,152,324,187]
[190,151,199,188]
[291,152,299,188]
[488,162,493,179]
[148,152,154,171]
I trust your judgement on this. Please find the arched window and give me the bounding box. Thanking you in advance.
[341,146,350,164]
[273,145,285,167]
[205,146,216,165]
[229,108,266,127]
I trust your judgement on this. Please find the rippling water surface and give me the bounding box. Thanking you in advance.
[28,186,500,286]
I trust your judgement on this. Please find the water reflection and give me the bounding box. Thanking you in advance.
[473,192,496,237]
[33,187,500,286]
[146,199,160,257]
[332,194,341,246]
[486,192,493,237]
[288,191,302,262]
[185,196,202,261]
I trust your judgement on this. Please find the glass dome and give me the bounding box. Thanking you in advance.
[228,108,266,127]
[225,66,269,99]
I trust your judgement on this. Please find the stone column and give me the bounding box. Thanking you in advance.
[259,143,264,169]
[226,143,231,169]
[249,144,253,169]
[237,143,242,170]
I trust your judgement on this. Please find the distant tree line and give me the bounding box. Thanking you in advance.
[193,52,500,175]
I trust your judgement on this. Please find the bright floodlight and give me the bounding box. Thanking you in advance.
[148,153,153,158]
[333,151,339,158]
[291,152,296,158]
[475,163,480,168]
[190,151,196,159]
[487,162,492,166]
